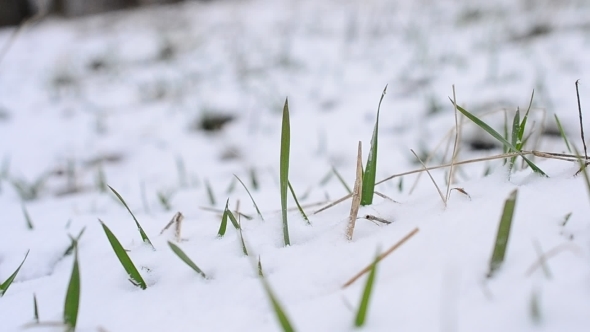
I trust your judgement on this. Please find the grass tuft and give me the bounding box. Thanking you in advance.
[0,250,29,297]
[168,242,207,279]
[487,189,518,278]
[63,238,81,332]
[354,249,380,328]
[280,98,291,246]
[234,174,264,221]
[361,85,387,206]
[108,185,154,249]
[99,220,147,290]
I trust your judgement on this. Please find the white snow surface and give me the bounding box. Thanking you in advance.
[1,0,590,331]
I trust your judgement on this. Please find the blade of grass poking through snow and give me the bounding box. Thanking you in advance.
[226,207,241,230]
[259,274,295,332]
[108,185,154,249]
[99,220,147,289]
[332,166,352,194]
[22,205,34,230]
[0,250,29,297]
[288,181,310,225]
[487,189,518,278]
[63,239,80,332]
[204,179,216,206]
[509,108,521,171]
[347,142,363,241]
[280,98,291,246]
[361,85,387,206]
[63,227,86,257]
[237,217,249,256]
[33,294,39,323]
[451,100,546,176]
[234,175,264,220]
[217,199,230,237]
[554,114,572,153]
[167,242,207,279]
[354,249,380,328]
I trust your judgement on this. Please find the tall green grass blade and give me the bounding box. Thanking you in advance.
[217,199,230,237]
[168,242,207,279]
[22,205,34,230]
[280,98,291,246]
[361,86,387,206]
[452,102,546,176]
[0,250,29,297]
[63,239,80,332]
[33,294,39,323]
[288,181,311,225]
[332,166,352,194]
[260,274,295,332]
[509,109,521,170]
[234,175,264,221]
[108,185,154,249]
[554,114,572,153]
[99,220,147,290]
[63,227,86,257]
[354,249,380,327]
[205,179,216,206]
[488,189,518,278]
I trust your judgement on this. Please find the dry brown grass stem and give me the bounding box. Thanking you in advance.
[446,86,461,203]
[346,142,363,241]
[411,149,446,206]
[524,242,582,277]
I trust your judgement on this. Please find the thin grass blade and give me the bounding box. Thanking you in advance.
[488,189,518,277]
[33,294,39,323]
[204,179,216,206]
[354,249,380,327]
[288,181,310,225]
[22,205,34,230]
[332,166,352,194]
[108,185,154,249]
[99,220,147,289]
[554,114,572,153]
[260,274,295,332]
[226,208,240,230]
[234,175,264,221]
[280,98,291,246]
[361,85,387,205]
[0,250,29,297]
[168,241,207,279]
[217,199,230,237]
[63,227,86,257]
[63,239,80,331]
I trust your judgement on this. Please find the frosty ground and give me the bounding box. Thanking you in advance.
[1,0,590,331]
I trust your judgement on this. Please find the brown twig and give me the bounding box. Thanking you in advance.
[346,142,363,241]
[342,227,419,288]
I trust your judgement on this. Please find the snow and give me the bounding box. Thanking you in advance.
[1,0,590,331]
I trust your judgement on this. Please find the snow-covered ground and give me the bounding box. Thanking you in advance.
[1,0,590,331]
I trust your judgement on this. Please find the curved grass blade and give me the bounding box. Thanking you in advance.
[280,98,291,246]
[234,174,264,221]
[332,166,352,194]
[217,199,230,237]
[259,271,295,332]
[108,185,154,249]
[0,250,29,297]
[63,239,80,331]
[355,248,380,327]
[288,181,310,225]
[168,242,207,279]
[451,101,546,176]
[361,85,387,206]
[226,208,240,230]
[487,189,518,278]
[99,220,147,290]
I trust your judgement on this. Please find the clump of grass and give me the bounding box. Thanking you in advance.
[217,200,241,237]
[99,220,147,290]
[280,98,291,246]
[361,85,387,206]
[234,175,264,220]
[63,239,80,332]
[168,242,207,279]
[22,205,34,230]
[108,185,154,249]
[354,249,380,328]
[0,250,29,297]
[487,189,518,278]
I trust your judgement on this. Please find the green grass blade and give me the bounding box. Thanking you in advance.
[238,224,249,256]
[258,256,264,277]
[573,146,590,204]
[250,167,259,190]
[259,274,295,332]
[217,199,230,237]
[554,114,572,153]
[0,250,29,297]
[99,220,147,290]
[354,249,380,327]
[63,227,86,257]
[226,208,241,230]
[361,86,387,206]
[168,242,207,279]
[488,189,518,278]
[280,98,291,246]
[234,175,264,221]
[205,179,216,206]
[509,109,521,170]
[332,166,352,194]
[33,293,39,323]
[288,181,311,225]
[22,205,34,230]
[108,185,154,249]
[452,102,546,176]
[63,239,80,331]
